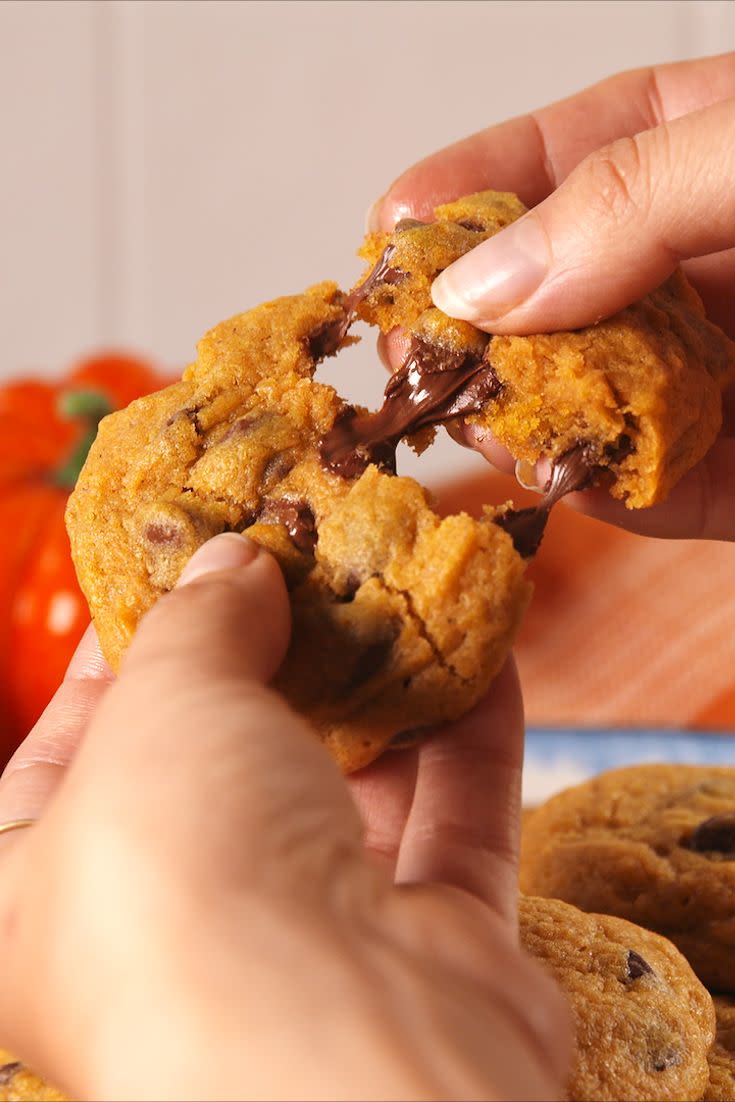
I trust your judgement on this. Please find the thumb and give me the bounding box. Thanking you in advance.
[125,530,291,685]
[0,534,365,1087]
[56,532,362,888]
[432,97,735,333]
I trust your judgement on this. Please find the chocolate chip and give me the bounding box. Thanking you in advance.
[222,414,267,441]
[394,218,427,233]
[687,813,735,855]
[604,432,634,464]
[626,950,654,980]
[380,268,408,288]
[258,498,317,554]
[457,219,486,232]
[342,633,397,694]
[0,1063,22,1085]
[262,452,294,488]
[166,405,203,431]
[650,1048,681,1072]
[308,318,349,361]
[333,572,361,603]
[144,521,182,547]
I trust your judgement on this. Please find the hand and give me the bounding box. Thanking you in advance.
[370,53,735,541]
[0,533,568,1101]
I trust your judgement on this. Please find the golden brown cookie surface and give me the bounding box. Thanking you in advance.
[67,282,530,772]
[357,191,735,508]
[520,764,735,990]
[705,997,735,1101]
[520,895,715,1102]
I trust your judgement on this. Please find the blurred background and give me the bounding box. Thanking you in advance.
[4,0,732,481]
[2,0,735,769]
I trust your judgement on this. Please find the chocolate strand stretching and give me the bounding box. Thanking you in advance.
[320,336,501,479]
[310,243,406,360]
[317,235,596,558]
[494,445,594,558]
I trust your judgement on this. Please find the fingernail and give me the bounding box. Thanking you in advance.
[431,213,550,323]
[515,458,541,493]
[365,195,385,234]
[177,533,259,587]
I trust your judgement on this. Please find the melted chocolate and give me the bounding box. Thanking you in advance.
[321,337,500,478]
[313,221,616,559]
[222,413,269,441]
[257,499,317,554]
[309,244,406,361]
[261,452,295,487]
[494,445,594,557]
[143,521,182,547]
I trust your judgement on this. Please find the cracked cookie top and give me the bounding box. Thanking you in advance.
[520,764,735,991]
[356,191,735,508]
[66,281,531,772]
[520,895,715,1102]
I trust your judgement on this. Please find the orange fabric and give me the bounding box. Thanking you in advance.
[436,471,735,730]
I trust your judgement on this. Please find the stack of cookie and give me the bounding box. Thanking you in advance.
[520,764,735,1101]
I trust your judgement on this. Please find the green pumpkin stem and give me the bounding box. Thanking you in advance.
[54,388,113,489]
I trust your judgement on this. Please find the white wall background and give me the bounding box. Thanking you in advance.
[2,0,734,483]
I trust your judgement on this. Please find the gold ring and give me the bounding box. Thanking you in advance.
[0,819,36,837]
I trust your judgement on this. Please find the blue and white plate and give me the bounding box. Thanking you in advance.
[523,728,735,805]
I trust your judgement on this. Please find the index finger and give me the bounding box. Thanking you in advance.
[396,658,524,926]
[374,52,735,229]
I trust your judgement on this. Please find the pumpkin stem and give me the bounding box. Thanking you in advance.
[54,389,113,489]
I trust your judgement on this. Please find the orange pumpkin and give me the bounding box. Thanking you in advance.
[0,353,169,764]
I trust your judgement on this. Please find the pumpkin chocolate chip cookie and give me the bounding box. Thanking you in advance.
[519,895,715,1102]
[520,764,735,991]
[66,281,531,773]
[355,190,735,509]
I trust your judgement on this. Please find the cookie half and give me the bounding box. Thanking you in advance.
[356,190,735,508]
[67,282,530,772]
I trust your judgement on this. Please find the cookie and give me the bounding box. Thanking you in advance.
[519,764,735,990]
[519,895,715,1102]
[67,281,531,772]
[704,997,735,1101]
[0,1052,65,1102]
[355,190,735,508]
